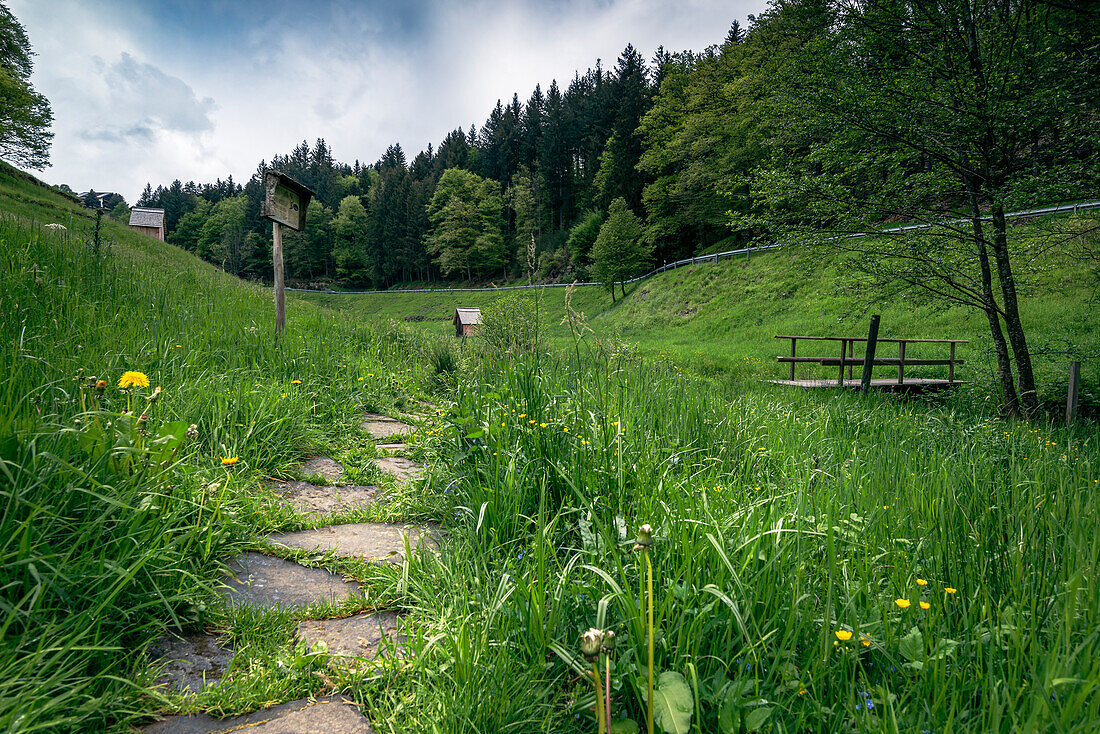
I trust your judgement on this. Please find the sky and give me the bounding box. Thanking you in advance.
[11,0,768,203]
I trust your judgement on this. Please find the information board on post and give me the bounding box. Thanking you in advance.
[260,170,314,336]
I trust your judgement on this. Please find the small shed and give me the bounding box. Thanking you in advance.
[453,307,482,337]
[129,207,166,241]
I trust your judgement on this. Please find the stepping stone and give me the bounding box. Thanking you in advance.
[298,611,403,660]
[147,631,233,693]
[267,523,440,564]
[372,456,424,483]
[221,552,362,608]
[142,695,374,733]
[360,418,415,439]
[299,456,344,482]
[270,480,385,515]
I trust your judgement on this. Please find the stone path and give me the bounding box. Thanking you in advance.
[144,409,436,731]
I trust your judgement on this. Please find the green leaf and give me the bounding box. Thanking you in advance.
[898,625,924,663]
[744,705,772,732]
[717,690,740,733]
[649,671,694,734]
[610,719,640,734]
[149,420,187,463]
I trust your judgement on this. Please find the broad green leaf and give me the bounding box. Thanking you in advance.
[717,689,740,733]
[899,626,924,663]
[744,706,772,732]
[649,671,693,734]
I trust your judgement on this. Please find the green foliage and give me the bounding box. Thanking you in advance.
[198,194,251,275]
[0,3,52,169]
[591,198,648,301]
[649,672,693,734]
[567,209,603,269]
[425,168,506,279]
[332,194,369,284]
[477,292,544,357]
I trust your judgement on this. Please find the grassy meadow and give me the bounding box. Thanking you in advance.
[1,164,1098,733]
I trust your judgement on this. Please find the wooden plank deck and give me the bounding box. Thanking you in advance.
[768,377,961,392]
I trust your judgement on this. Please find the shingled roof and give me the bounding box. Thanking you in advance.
[454,308,482,326]
[129,207,165,228]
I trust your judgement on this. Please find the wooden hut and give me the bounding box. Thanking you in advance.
[128,207,166,241]
[453,308,482,337]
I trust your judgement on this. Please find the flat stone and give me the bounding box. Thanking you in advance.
[298,612,403,660]
[142,696,374,733]
[267,523,440,564]
[299,456,344,482]
[220,553,362,608]
[147,631,233,693]
[360,420,416,439]
[372,456,424,483]
[270,480,385,515]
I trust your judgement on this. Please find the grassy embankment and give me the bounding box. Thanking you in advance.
[302,224,1098,407]
[2,160,1098,732]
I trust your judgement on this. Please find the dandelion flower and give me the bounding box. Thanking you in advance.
[919,601,931,610]
[835,630,852,641]
[916,578,928,586]
[895,599,911,610]
[221,456,239,466]
[118,371,150,389]
[944,587,957,594]
[292,380,302,384]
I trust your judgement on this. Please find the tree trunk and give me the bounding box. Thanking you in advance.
[968,184,1019,416]
[620,280,626,298]
[990,203,1039,416]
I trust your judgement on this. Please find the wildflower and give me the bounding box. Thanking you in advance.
[580,628,604,662]
[518,413,526,418]
[540,422,548,428]
[634,524,654,550]
[944,587,957,594]
[147,386,162,403]
[118,371,150,389]
[601,630,617,654]
[860,635,871,647]
[94,379,107,392]
[221,456,239,466]
[919,601,931,610]
[835,630,853,641]
[186,424,199,440]
[895,599,911,610]
[916,578,928,587]
[292,380,302,384]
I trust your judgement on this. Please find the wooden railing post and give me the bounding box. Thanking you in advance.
[838,339,847,386]
[1067,361,1081,424]
[860,315,880,392]
[897,341,906,385]
[949,342,956,383]
[790,338,797,381]
[848,340,855,381]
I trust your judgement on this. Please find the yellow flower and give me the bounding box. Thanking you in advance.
[835,630,852,641]
[895,599,911,609]
[860,634,871,647]
[118,371,150,389]
[291,380,302,384]
[916,578,928,586]
[919,601,931,610]
[221,456,239,466]
[944,587,957,594]
[540,422,548,428]
[518,413,527,418]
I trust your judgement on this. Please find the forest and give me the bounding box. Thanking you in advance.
[130,1,1098,291]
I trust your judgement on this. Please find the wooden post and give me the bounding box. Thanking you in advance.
[790,338,797,382]
[273,220,285,336]
[1067,361,1081,424]
[848,340,855,381]
[949,342,957,383]
[860,315,880,392]
[897,341,906,385]
[838,339,847,386]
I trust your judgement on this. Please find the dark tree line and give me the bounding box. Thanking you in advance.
[136,0,1097,314]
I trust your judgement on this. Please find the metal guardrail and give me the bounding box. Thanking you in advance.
[286,199,1100,296]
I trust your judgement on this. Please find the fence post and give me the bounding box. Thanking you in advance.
[861,315,881,392]
[1067,361,1081,424]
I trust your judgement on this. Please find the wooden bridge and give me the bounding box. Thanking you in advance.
[770,331,967,390]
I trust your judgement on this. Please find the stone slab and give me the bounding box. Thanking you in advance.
[220,552,362,608]
[299,456,344,482]
[270,480,385,515]
[142,696,374,733]
[147,631,233,693]
[372,456,424,483]
[360,420,416,439]
[267,523,439,564]
[298,611,403,660]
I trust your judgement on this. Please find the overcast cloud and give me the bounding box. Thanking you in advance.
[10,0,768,202]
